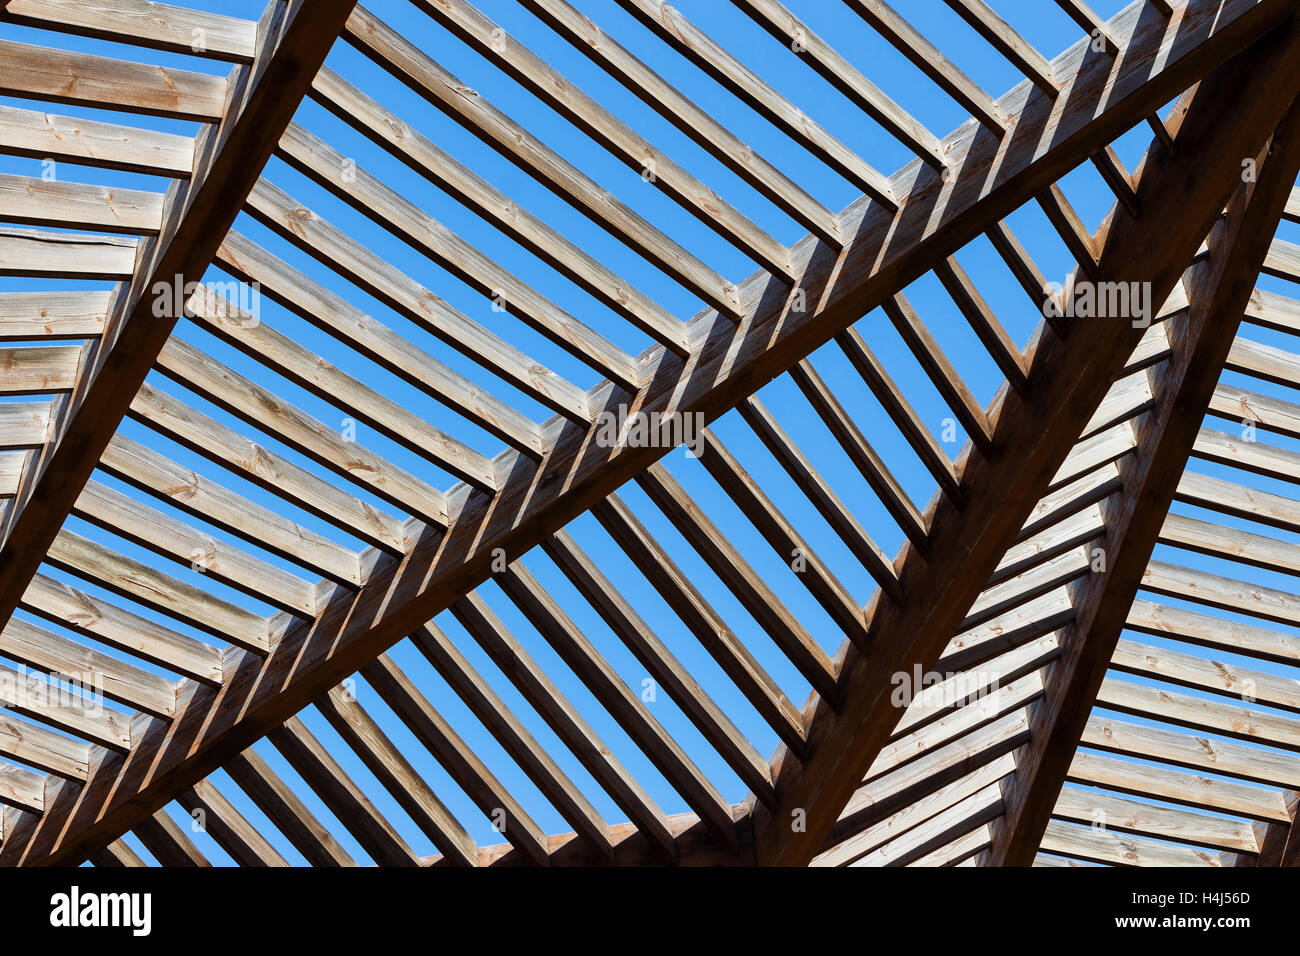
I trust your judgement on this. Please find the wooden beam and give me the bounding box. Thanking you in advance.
[750,15,1300,865]
[2,0,256,60]
[0,39,227,120]
[986,85,1300,866]
[8,0,1283,866]
[0,0,359,638]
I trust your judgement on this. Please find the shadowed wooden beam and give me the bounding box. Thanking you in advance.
[985,99,1300,864]
[0,0,359,634]
[4,0,1286,867]
[749,13,1300,866]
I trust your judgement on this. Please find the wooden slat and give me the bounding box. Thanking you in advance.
[698,429,870,647]
[244,179,590,424]
[412,0,796,279]
[0,451,23,497]
[269,714,419,867]
[0,39,227,120]
[132,810,209,866]
[218,233,541,455]
[1068,750,1291,823]
[411,621,613,860]
[186,285,497,492]
[156,336,449,526]
[0,292,108,341]
[451,592,678,861]
[73,479,318,618]
[276,122,640,388]
[846,0,1003,131]
[836,326,963,503]
[101,432,362,586]
[1098,676,1300,754]
[129,382,406,553]
[0,229,135,279]
[615,0,894,202]
[0,762,45,812]
[224,747,355,867]
[88,839,145,867]
[1160,510,1300,578]
[1210,382,1300,438]
[636,463,838,703]
[0,616,176,717]
[1083,716,1300,789]
[740,396,903,603]
[945,0,1057,93]
[361,652,550,866]
[816,752,1016,866]
[14,0,1280,866]
[851,782,1003,866]
[2,0,257,61]
[308,69,688,357]
[789,359,929,551]
[0,104,194,178]
[0,174,163,235]
[1054,787,1259,854]
[315,685,479,866]
[0,346,81,394]
[1127,598,1300,666]
[935,257,1030,395]
[734,0,946,168]
[1040,819,1221,866]
[0,402,50,447]
[1114,638,1300,713]
[45,529,268,651]
[346,4,746,318]
[1038,184,1100,277]
[883,293,993,455]
[541,530,775,807]
[498,562,737,846]
[21,571,221,683]
[176,779,287,866]
[591,493,809,758]
[0,713,89,778]
[522,0,841,245]
[1142,560,1300,629]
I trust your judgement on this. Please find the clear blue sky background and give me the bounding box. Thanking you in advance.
[3,0,1298,865]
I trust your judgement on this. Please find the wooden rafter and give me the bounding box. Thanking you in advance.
[0,0,359,623]
[749,12,1300,866]
[985,92,1300,866]
[1,0,1287,868]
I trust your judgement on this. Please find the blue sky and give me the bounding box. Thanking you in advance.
[3,0,1299,865]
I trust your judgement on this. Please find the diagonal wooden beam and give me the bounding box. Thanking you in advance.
[0,0,359,630]
[984,96,1300,867]
[2,0,1287,866]
[749,11,1300,866]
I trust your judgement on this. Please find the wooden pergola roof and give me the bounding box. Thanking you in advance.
[1,0,1300,867]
